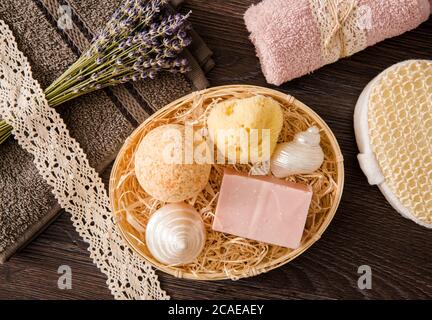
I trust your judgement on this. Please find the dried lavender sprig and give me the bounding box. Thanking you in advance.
[46,21,190,96]
[98,0,168,52]
[1,0,193,144]
[45,8,191,106]
[45,0,176,98]
[48,57,190,107]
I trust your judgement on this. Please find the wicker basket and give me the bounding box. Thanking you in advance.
[109,85,344,280]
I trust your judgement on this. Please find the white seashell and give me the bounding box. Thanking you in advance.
[271,126,324,177]
[146,203,206,266]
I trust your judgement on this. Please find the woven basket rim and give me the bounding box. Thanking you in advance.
[109,84,345,280]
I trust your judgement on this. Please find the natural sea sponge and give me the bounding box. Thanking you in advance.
[207,95,283,163]
[134,124,211,202]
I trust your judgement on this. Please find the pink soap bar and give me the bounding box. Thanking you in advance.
[213,169,313,249]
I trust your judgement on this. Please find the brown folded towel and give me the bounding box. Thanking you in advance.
[0,0,214,263]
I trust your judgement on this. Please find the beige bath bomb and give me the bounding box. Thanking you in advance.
[134,124,211,202]
[207,95,283,163]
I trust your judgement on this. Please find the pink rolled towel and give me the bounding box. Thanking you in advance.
[244,0,431,85]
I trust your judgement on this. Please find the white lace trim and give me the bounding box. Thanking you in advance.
[0,19,169,300]
[310,0,368,64]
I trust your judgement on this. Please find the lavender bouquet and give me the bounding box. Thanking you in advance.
[0,0,191,144]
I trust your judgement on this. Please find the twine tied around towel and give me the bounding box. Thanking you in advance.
[323,0,357,58]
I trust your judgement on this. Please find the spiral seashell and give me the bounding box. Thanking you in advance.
[271,126,324,177]
[146,203,206,266]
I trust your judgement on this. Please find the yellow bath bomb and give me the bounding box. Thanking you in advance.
[207,95,284,163]
[134,124,211,202]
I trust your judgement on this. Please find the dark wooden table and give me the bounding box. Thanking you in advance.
[0,0,431,300]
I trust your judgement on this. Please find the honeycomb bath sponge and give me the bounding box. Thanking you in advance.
[354,60,432,228]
